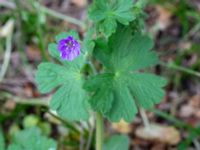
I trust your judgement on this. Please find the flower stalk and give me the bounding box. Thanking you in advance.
[96,112,103,150]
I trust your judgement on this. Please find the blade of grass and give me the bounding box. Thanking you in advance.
[160,61,200,78]
[151,109,200,134]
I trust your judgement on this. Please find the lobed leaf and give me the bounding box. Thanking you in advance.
[35,31,89,121]
[84,27,167,122]
[7,127,56,150]
[89,0,135,37]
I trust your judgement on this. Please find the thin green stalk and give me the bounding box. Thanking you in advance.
[47,111,80,134]
[40,5,85,29]
[0,91,49,106]
[151,109,200,133]
[160,61,200,77]
[96,112,103,150]
[33,2,48,61]
[37,27,48,60]
[15,0,27,63]
[88,61,104,150]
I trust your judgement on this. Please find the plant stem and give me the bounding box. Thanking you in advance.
[151,109,200,134]
[0,19,14,82]
[139,108,150,128]
[36,7,48,60]
[40,5,85,29]
[47,111,80,134]
[160,61,200,77]
[86,118,95,150]
[96,112,103,150]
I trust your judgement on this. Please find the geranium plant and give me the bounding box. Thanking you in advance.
[35,0,167,149]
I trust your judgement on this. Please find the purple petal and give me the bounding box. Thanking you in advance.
[58,39,67,52]
[60,51,67,60]
[57,36,81,61]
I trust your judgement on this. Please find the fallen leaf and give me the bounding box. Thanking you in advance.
[155,5,172,30]
[189,95,200,108]
[71,0,87,7]
[135,124,180,145]
[112,120,132,134]
[180,105,196,118]
[0,19,14,37]
[26,46,41,61]
[4,100,16,111]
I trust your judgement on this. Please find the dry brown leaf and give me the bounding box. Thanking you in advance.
[71,0,87,7]
[4,100,16,111]
[135,124,180,145]
[155,5,172,30]
[112,119,132,134]
[180,105,196,118]
[189,95,200,108]
[26,46,41,61]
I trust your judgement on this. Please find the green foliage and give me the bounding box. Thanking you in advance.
[84,27,167,122]
[55,30,79,42]
[89,0,135,37]
[0,127,5,150]
[103,135,129,150]
[35,31,89,121]
[23,115,39,128]
[35,0,166,124]
[82,28,95,56]
[178,128,200,150]
[7,127,56,150]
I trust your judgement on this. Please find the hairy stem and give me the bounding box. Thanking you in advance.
[96,112,103,150]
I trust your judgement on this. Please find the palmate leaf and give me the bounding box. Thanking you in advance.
[89,0,135,37]
[7,127,56,150]
[84,27,167,122]
[82,28,95,55]
[35,31,89,121]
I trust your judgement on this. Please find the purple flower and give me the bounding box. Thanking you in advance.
[58,36,81,61]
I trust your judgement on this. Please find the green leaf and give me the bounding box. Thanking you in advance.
[35,63,69,93]
[89,0,135,37]
[35,31,89,121]
[82,28,95,55]
[50,79,89,121]
[103,135,129,150]
[84,73,114,114]
[128,73,167,109]
[55,30,79,43]
[7,127,56,150]
[84,27,166,122]
[0,127,5,150]
[178,125,200,150]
